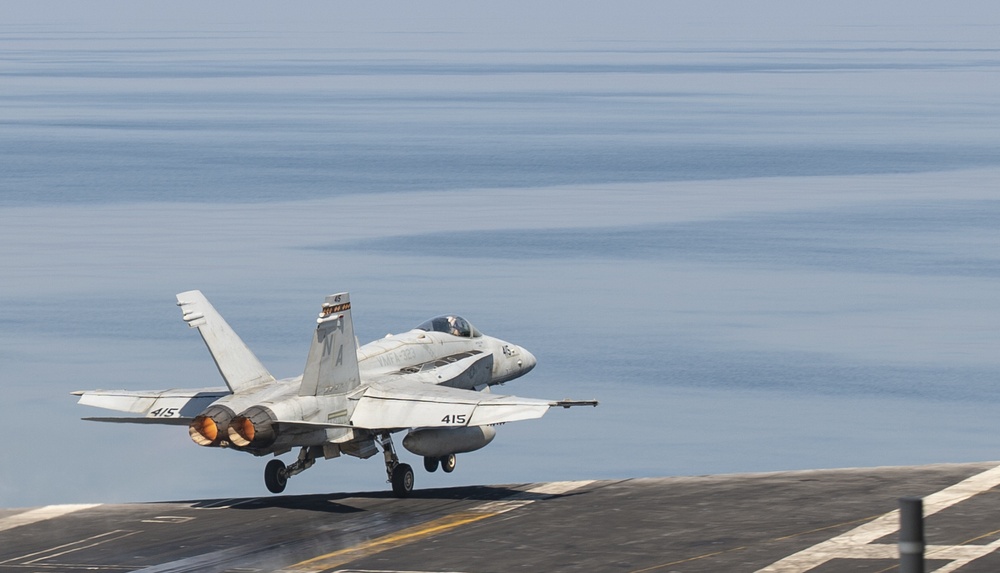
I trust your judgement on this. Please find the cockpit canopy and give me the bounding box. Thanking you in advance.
[416,315,481,338]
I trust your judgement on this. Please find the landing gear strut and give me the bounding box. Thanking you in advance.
[263,447,319,494]
[379,432,414,497]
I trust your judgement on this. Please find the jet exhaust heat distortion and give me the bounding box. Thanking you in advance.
[74,291,597,497]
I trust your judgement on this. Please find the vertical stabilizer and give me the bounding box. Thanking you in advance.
[176,290,275,394]
[300,292,361,396]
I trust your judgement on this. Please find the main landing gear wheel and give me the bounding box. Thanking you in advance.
[264,459,287,494]
[391,463,414,497]
[423,456,439,473]
[441,453,457,473]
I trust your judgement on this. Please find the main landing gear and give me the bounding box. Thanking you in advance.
[263,446,318,494]
[423,453,457,473]
[379,432,414,497]
[264,459,287,493]
[260,437,434,498]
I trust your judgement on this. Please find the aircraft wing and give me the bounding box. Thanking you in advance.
[72,388,228,424]
[348,379,594,430]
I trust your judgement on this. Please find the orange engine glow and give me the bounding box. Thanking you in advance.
[188,416,219,446]
[227,416,257,447]
[241,418,255,441]
[226,407,276,449]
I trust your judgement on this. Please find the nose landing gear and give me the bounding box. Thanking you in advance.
[423,456,439,472]
[422,453,457,473]
[441,453,456,473]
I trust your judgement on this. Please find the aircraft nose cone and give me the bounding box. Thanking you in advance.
[519,346,537,374]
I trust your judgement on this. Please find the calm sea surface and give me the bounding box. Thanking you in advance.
[1,29,999,506]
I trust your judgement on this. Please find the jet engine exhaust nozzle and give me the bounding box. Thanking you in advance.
[188,405,236,447]
[227,406,277,448]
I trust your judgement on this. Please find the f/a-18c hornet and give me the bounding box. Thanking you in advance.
[74,291,597,496]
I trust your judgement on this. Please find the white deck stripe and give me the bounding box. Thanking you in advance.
[523,480,595,496]
[191,498,240,509]
[466,480,595,515]
[23,530,139,564]
[0,530,125,564]
[932,538,1000,573]
[0,504,101,533]
[757,463,1000,572]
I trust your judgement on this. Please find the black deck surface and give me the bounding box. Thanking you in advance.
[3,462,1000,572]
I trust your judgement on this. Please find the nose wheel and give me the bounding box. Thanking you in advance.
[423,453,457,473]
[423,456,439,472]
[441,453,456,473]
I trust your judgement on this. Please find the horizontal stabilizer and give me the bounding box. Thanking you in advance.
[82,416,192,426]
[349,379,556,430]
[73,388,227,421]
[176,290,275,393]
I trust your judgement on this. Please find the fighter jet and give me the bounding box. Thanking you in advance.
[74,291,596,496]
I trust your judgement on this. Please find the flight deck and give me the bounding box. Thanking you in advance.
[3,462,1000,572]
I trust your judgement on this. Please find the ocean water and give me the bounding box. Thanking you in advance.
[2,25,1000,507]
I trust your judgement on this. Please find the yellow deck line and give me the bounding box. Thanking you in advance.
[280,511,496,572]
[279,480,594,572]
